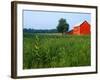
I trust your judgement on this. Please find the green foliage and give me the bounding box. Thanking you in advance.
[23,33,91,69]
[57,18,69,34]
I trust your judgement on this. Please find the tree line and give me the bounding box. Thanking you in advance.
[24,18,69,34]
[23,28,58,33]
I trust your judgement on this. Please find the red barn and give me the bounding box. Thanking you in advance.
[68,21,91,35]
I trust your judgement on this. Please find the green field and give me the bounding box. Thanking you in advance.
[23,33,91,69]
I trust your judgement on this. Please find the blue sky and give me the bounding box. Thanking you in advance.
[23,10,91,30]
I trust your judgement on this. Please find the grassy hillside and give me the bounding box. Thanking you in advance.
[23,33,91,69]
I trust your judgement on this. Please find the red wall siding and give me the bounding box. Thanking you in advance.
[80,21,90,35]
[73,26,80,35]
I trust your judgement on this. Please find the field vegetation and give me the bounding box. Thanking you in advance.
[23,33,91,69]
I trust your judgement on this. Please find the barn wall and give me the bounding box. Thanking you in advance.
[73,26,80,35]
[80,21,91,35]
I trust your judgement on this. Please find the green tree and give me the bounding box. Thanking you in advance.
[57,18,69,34]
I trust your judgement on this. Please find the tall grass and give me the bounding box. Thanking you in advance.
[23,33,91,69]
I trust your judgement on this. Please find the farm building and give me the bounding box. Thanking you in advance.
[68,21,91,35]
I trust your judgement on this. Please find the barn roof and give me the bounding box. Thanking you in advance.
[80,20,90,27]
